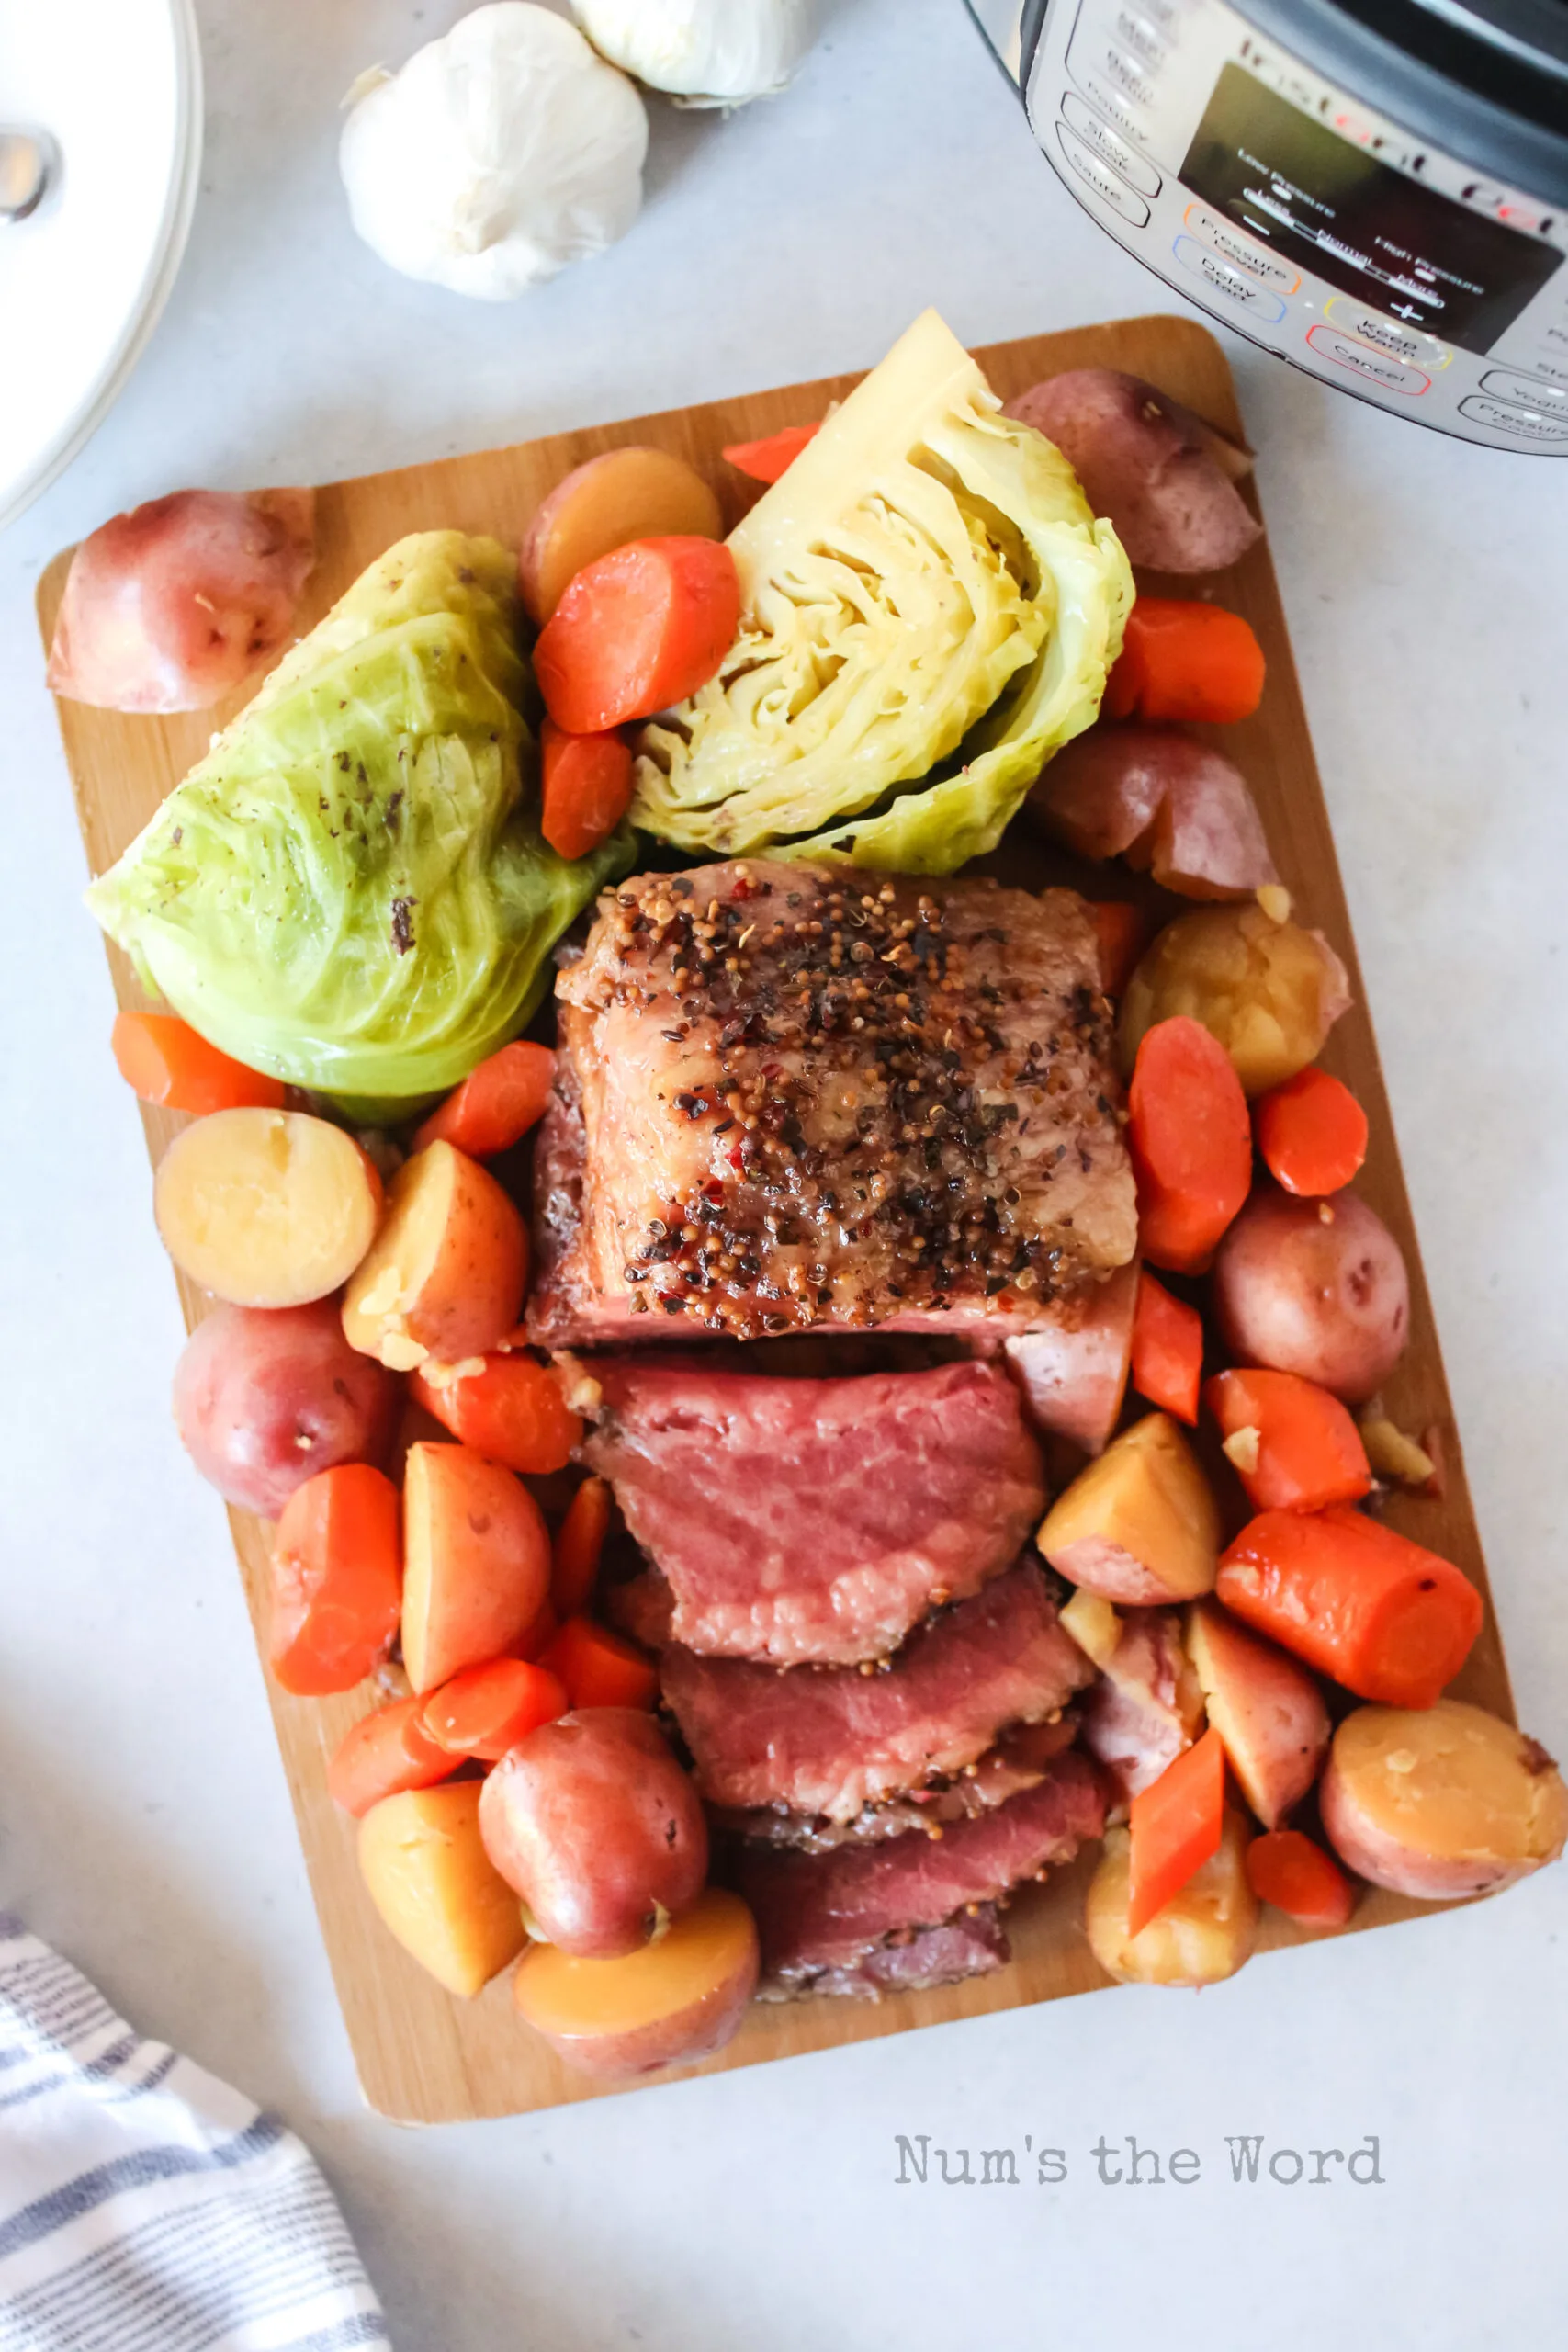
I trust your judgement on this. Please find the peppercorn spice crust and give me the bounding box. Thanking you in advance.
[528,860,1137,1348]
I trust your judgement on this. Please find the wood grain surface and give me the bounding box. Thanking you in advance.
[39,314,1514,2123]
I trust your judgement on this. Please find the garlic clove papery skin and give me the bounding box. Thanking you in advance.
[571,0,817,107]
[340,4,649,300]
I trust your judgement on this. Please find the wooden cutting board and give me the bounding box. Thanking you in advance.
[39,314,1516,2122]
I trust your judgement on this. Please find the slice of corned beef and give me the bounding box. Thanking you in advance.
[758,1908,1010,2001]
[660,1560,1095,1821]
[736,1751,1105,1983]
[582,1354,1045,1667]
[712,1715,1081,1853]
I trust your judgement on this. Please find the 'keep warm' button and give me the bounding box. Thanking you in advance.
[1305,323,1430,396]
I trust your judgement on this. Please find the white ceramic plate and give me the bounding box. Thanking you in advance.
[0,0,202,533]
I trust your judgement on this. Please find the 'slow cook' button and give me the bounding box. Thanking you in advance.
[1055,123,1152,225]
[1459,394,1568,443]
[1171,235,1287,322]
[1305,323,1430,396]
[1182,205,1298,292]
[1063,92,1161,195]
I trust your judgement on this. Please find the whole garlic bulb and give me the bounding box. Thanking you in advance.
[340,4,649,300]
[572,0,817,107]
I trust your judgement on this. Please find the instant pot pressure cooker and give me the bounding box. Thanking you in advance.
[966,0,1568,450]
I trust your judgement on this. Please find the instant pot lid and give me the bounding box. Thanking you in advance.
[1239,0,1568,206]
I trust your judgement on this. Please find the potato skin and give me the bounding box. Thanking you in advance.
[1029,728,1278,901]
[1120,903,1350,1098]
[480,1708,708,1959]
[343,1140,525,1370]
[1321,1701,1568,1901]
[513,1887,759,2078]
[1003,1261,1138,1455]
[1005,369,1262,574]
[358,1782,526,1997]
[519,447,724,625]
[1086,1811,1259,1984]
[1212,1185,1409,1403]
[173,1299,400,1517]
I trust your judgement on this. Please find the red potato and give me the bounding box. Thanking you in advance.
[479,1708,707,1958]
[513,1887,759,2078]
[358,1783,526,1997]
[154,1110,383,1308]
[1321,1701,1568,1900]
[1212,1184,1410,1403]
[1002,1261,1138,1454]
[1029,729,1279,900]
[400,1442,551,1692]
[1185,1600,1330,1829]
[1005,369,1261,574]
[1121,903,1352,1100]
[342,1140,526,1371]
[519,447,723,626]
[1039,1411,1222,1605]
[1085,1811,1259,1985]
[172,1298,400,1517]
[48,489,316,713]
[1081,1606,1205,1804]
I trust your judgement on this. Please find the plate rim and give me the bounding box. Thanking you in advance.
[0,0,204,537]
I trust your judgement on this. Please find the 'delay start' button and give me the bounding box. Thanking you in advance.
[1322,297,1450,371]
[1171,235,1287,322]
[1055,122,1151,225]
[1182,206,1298,292]
[1305,323,1430,396]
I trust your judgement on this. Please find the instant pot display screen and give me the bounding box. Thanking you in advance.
[1182,64,1559,350]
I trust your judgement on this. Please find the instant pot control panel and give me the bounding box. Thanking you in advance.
[1025,0,1568,449]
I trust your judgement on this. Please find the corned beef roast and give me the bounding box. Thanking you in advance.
[581,1354,1046,1667]
[529,861,1136,1349]
[734,1751,1106,1997]
[660,1561,1095,1822]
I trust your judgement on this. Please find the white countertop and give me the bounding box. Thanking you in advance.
[5,3,1567,2345]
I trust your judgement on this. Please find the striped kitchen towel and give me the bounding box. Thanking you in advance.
[0,1917,389,2351]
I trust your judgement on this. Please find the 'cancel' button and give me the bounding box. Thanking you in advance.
[1305,324,1429,397]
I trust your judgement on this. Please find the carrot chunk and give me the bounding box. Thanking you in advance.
[268,1464,402,1697]
[1205,1367,1371,1512]
[552,1476,612,1618]
[1104,599,1266,726]
[539,718,635,862]
[1087,900,1150,998]
[419,1657,570,1762]
[328,1695,453,1817]
[538,1617,657,1712]
[113,1009,285,1115]
[1128,1015,1253,1274]
[413,1041,557,1159]
[1131,1271,1204,1424]
[722,423,821,482]
[409,1352,582,1476]
[1245,1827,1356,1927]
[1128,1725,1227,1935]
[534,537,740,733]
[1216,1506,1482,1708]
[1255,1066,1369,1197]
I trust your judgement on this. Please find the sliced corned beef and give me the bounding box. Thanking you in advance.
[736,1751,1105,1984]
[757,1908,1010,2001]
[660,1560,1095,1821]
[582,1354,1045,1667]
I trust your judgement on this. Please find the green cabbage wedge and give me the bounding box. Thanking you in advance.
[633,309,1134,872]
[86,531,632,1114]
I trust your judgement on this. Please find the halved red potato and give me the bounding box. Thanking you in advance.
[513,1887,759,2078]
[1185,1600,1330,1829]
[1085,1810,1259,1985]
[342,1140,526,1371]
[401,1442,551,1692]
[173,1297,400,1515]
[1321,1701,1568,1901]
[1030,729,1278,901]
[154,1109,382,1306]
[1212,1186,1410,1404]
[1120,903,1352,1098]
[519,447,724,625]
[1081,1606,1205,1804]
[358,1782,526,1996]
[1038,1413,1221,1604]
[1004,370,1262,574]
[1003,1261,1138,1455]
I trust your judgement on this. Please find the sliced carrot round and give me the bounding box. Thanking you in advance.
[1128,1015,1252,1274]
[420,1657,570,1761]
[1255,1066,1369,1197]
[413,1041,557,1159]
[1245,1827,1355,1927]
[538,1617,657,1711]
[1205,1366,1371,1512]
[113,1009,286,1115]
[540,718,635,862]
[533,537,739,733]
